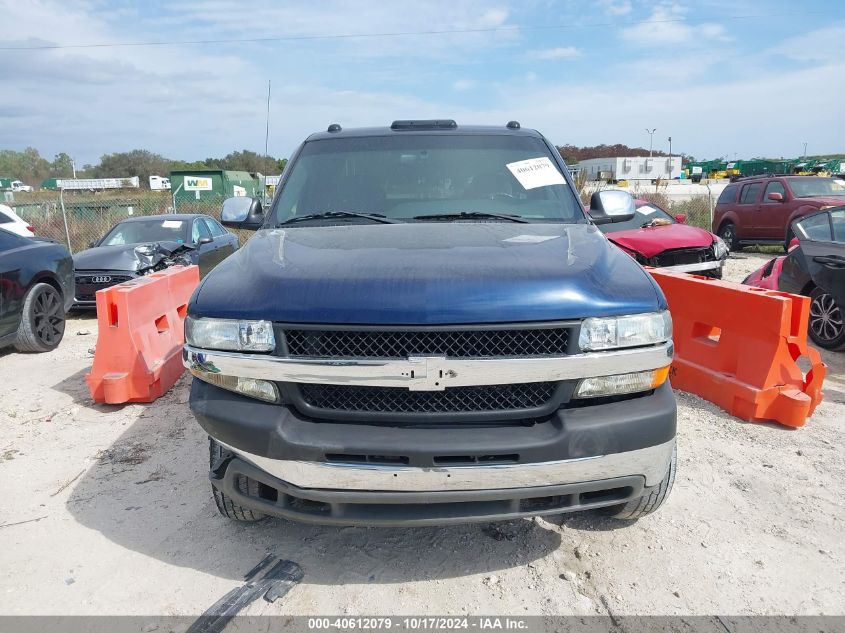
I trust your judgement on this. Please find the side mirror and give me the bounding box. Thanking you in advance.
[768,192,784,202]
[221,196,264,230]
[788,237,800,251]
[197,236,213,245]
[88,240,97,248]
[674,214,687,224]
[589,190,636,225]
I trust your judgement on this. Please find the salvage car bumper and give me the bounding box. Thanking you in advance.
[190,379,676,526]
[660,259,724,275]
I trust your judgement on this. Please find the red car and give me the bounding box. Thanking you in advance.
[713,175,845,251]
[600,198,728,277]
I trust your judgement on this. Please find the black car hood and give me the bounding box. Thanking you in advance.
[72,241,183,272]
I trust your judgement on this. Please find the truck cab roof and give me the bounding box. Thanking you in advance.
[305,120,542,142]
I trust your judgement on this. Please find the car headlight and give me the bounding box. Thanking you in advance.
[185,316,275,352]
[574,366,670,398]
[713,236,728,259]
[189,368,279,403]
[578,311,672,351]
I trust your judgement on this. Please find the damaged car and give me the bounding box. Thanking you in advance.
[599,198,728,277]
[72,214,237,308]
[744,206,845,350]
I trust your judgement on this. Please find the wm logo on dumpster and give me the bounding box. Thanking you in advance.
[184,177,213,191]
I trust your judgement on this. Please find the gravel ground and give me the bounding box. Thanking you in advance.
[0,254,842,622]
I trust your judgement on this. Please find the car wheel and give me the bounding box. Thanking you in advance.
[718,223,739,252]
[209,438,267,522]
[784,227,795,252]
[597,443,676,520]
[808,287,845,350]
[13,283,66,353]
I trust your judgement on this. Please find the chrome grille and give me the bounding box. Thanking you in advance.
[299,382,557,414]
[283,327,569,358]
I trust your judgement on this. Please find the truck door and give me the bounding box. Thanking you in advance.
[759,180,790,240]
[736,182,763,238]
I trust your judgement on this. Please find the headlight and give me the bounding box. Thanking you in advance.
[578,311,672,351]
[190,368,279,403]
[713,236,728,259]
[575,366,670,398]
[185,316,275,352]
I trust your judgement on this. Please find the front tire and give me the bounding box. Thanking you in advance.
[599,444,676,520]
[718,223,739,252]
[14,283,66,353]
[808,287,845,350]
[209,438,267,522]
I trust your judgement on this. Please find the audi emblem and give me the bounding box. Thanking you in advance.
[91,276,112,284]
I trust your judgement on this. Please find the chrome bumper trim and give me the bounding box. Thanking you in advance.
[218,439,676,491]
[183,341,673,391]
[661,260,723,273]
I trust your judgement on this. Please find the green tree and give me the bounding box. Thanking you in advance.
[50,152,75,177]
[91,149,170,187]
[0,148,50,185]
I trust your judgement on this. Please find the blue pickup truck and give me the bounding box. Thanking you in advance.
[183,120,676,527]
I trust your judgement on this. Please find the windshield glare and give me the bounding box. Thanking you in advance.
[101,219,188,246]
[271,135,583,224]
[599,203,675,233]
[789,178,845,198]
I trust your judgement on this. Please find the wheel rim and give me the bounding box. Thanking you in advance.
[33,288,64,346]
[809,293,843,343]
[720,225,734,246]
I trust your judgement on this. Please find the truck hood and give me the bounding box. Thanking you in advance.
[605,223,715,258]
[191,223,664,325]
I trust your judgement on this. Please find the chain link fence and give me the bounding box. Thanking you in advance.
[8,193,241,253]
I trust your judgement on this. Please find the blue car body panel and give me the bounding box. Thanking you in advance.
[190,222,664,325]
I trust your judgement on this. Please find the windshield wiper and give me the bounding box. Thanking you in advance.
[277,211,400,226]
[412,211,530,224]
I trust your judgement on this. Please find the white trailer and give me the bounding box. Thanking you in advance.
[149,175,171,190]
[574,157,683,182]
[49,177,140,190]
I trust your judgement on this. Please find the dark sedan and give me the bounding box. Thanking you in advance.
[72,214,237,308]
[0,228,74,353]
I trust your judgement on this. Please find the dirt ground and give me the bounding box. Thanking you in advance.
[0,252,843,621]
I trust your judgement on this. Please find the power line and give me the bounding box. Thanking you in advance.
[0,10,828,51]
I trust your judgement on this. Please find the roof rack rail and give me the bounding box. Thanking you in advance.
[390,119,457,130]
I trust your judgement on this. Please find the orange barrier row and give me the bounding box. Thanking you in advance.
[648,269,826,428]
[86,265,200,404]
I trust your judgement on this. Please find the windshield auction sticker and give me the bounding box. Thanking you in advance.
[506,157,566,190]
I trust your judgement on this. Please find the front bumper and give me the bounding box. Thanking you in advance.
[660,259,725,275]
[190,378,676,525]
[212,455,663,526]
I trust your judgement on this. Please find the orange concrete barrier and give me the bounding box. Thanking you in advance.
[648,269,826,428]
[86,265,200,404]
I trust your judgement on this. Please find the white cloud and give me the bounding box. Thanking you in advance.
[528,46,582,60]
[621,4,729,48]
[598,0,632,16]
[452,79,477,91]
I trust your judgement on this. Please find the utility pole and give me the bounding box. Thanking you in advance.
[668,136,673,179]
[802,142,808,159]
[71,159,76,179]
[646,128,657,157]
[264,80,272,186]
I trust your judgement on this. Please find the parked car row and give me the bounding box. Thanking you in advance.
[713,175,845,251]
[0,213,239,354]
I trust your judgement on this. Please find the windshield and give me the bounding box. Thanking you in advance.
[100,218,189,246]
[600,202,675,233]
[271,134,584,225]
[788,178,845,198]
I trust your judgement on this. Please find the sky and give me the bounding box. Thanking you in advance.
[1,0,843,166]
